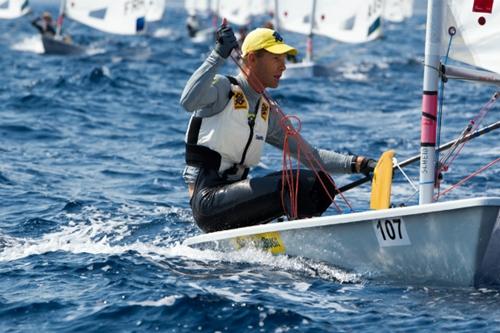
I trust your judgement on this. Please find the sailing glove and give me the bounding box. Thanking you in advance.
[215,25,238,59]
[360,158,377,176]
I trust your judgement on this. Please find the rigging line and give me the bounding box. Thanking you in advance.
[434,157,500,200]
[422,63,441,75]
[438,91,499,171]
[337,120,500,194]
[435,32,455,193]
[393,157,418,192]
[228,50,351,213]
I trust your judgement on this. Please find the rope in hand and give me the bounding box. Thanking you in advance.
[223,23,351,218]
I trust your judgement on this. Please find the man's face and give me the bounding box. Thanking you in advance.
[250,51,287,89]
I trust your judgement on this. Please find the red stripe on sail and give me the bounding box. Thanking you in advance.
[473,0,494,13]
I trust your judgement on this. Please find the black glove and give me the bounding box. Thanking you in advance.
[214,25,238,59]
[359,157,377,176]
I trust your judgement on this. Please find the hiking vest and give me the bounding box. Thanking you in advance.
[185,76,270,180]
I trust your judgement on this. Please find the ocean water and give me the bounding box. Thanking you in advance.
[1,1,500,332]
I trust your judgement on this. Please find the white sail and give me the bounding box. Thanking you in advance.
[444,0,500,74]
[64,0,146,35]
[146,0,165,22]
[218,0,272,26]
[276,0,383,43]
[0,0,29,19]
[218,0,251,26]
[314,0,383,43]
[275,0,313,35]
[185,0,216,16]
[383,0,414,22]
[249,0,273,18]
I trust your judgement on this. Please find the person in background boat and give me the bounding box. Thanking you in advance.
[237,26,248,48]
[186,14,200,38]
[180,25,376,233]
[31,11,56,37]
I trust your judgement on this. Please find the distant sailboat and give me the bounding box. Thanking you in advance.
[42,0,147,55]
[276,0,384,78]
[64,0,146,36]
[0,0,29,19]
[383,0,414,23]
[218,0,272,26]
[184,0,219,43]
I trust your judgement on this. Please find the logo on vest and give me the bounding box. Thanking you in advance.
[261,102,269,121]
[233,92,248,110]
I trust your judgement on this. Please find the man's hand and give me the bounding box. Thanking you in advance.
[359,157,377,176]
[214,25,238,59]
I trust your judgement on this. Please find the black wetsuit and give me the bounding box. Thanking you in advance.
[31,18,56,37]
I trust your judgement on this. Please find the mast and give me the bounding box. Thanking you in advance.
[306,0,316,62]
[211,0,220,28]
[419,0,445,204]
[273,0,279,31]
[56,0,66,37]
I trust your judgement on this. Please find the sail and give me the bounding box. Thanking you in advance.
[0,0,30,19]
[64,0,146,35]
[276,0,383,43]
[383,0,414,22]
[218,0,251,25]
[314,0,383,43]
[185,0,217,16]
[218,0,272,26]
[146,0,165,22]
[444,0,500,74]
[275,0,313,35]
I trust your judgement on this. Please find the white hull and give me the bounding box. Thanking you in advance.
[191,27,215,44]
[184,197,500,287]
[282,60,325,79]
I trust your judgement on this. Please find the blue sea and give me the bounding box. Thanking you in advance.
[1,1,500,332]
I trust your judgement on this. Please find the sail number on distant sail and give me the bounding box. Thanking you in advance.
[124,0,145,14]
[373,217,411,247]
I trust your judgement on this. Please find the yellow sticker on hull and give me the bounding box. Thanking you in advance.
[232,232,285,255]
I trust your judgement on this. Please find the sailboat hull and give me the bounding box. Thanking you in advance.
[282,61,329,79]
[184,197,500,287]
[42,36,84,56]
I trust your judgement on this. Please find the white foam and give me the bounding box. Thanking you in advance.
[0,204,359,286]
[11,35,44,54]
[153,28,173,38]
[128,295,181,307]
[263,286,359,313]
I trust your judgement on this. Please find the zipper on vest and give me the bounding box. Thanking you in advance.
[239,101,259,165]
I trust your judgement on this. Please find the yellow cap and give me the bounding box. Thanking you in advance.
[241,28,297,57]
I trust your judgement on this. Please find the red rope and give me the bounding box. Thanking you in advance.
[435,157,500,200]
[280,115,301,219]
[229,52,352,217]
[436,92,499,193]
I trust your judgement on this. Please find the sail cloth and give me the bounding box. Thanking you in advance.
[276,0,383,43]
[146,0,165,22]
[64,0,146,35]
[444,0,500,74]
[185,0,217,16]
[383,0,414,22]
[0,0,30,19]
[218,0,272,26]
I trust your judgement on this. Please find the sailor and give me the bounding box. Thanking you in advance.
[186,14,200,38]
[263,21,298,63]
[237,25,248,48]
[180,25,376,232]
[31,11,56,37]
